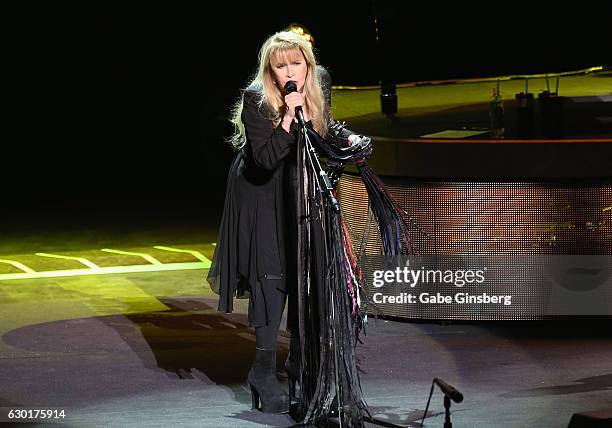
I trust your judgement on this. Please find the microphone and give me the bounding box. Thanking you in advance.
[434,378,463,403]
[283,80,305,126]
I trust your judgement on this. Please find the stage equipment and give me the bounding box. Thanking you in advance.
[515,78,534,138]
[539,74,564,138]
[420,377,464,428]
[372,1,398,116]
[489,80,505,139]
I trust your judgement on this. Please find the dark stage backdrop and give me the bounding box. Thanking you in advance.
[4,2,609,227]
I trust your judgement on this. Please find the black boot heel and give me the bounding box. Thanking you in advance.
[248,381,260,410]
[247,348,290,414]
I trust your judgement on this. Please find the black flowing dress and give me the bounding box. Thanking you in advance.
[207,88,294,328]
[207,69,332,328]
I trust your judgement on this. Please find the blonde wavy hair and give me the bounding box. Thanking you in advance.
[228,31,329,150]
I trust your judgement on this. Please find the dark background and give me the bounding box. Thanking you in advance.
[4,2,609,226]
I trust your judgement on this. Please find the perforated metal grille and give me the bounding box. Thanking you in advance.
[338,175,612,320]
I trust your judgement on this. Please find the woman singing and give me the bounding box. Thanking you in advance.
[208,30,388,425]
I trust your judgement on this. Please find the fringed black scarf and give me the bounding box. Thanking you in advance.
[293,122,416,427]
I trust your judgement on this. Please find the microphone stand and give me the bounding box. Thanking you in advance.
[443,395,452,428]
[292,113,405,428]
[420,378,462,428]
[296,111,339,212]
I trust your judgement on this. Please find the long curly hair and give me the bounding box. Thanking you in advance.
[228,31,329,150]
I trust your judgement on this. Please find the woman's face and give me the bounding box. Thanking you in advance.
[270,48,308,93]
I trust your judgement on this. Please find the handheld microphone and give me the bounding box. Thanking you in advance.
[283,80,305,126]
[434,378,463,403]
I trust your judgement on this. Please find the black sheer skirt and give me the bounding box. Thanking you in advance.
[207,150,289,328]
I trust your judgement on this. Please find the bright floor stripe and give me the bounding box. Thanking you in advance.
[36,253,100,268]
[153,246,211,263]
[101,249,162,265]
[0,259,36,273]
[0,262,208,281]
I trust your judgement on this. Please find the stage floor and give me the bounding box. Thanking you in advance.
[1,262,610,427]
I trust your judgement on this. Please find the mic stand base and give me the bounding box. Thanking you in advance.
[287,402,407,428]
[288,415,407,428]
[444,395,452,428]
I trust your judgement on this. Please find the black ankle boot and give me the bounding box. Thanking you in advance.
[247,348,290,414]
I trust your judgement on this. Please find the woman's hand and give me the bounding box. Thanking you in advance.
[284,91,303,119]
[347,134,371,149]
[283,92,308,122]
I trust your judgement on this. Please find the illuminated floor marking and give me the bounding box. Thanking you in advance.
[0,259,36,273]
[153,246,209,263]
[0,262,208,281]
[0,246,213,281]
[101,248,162,265]
[36,253,100,268]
